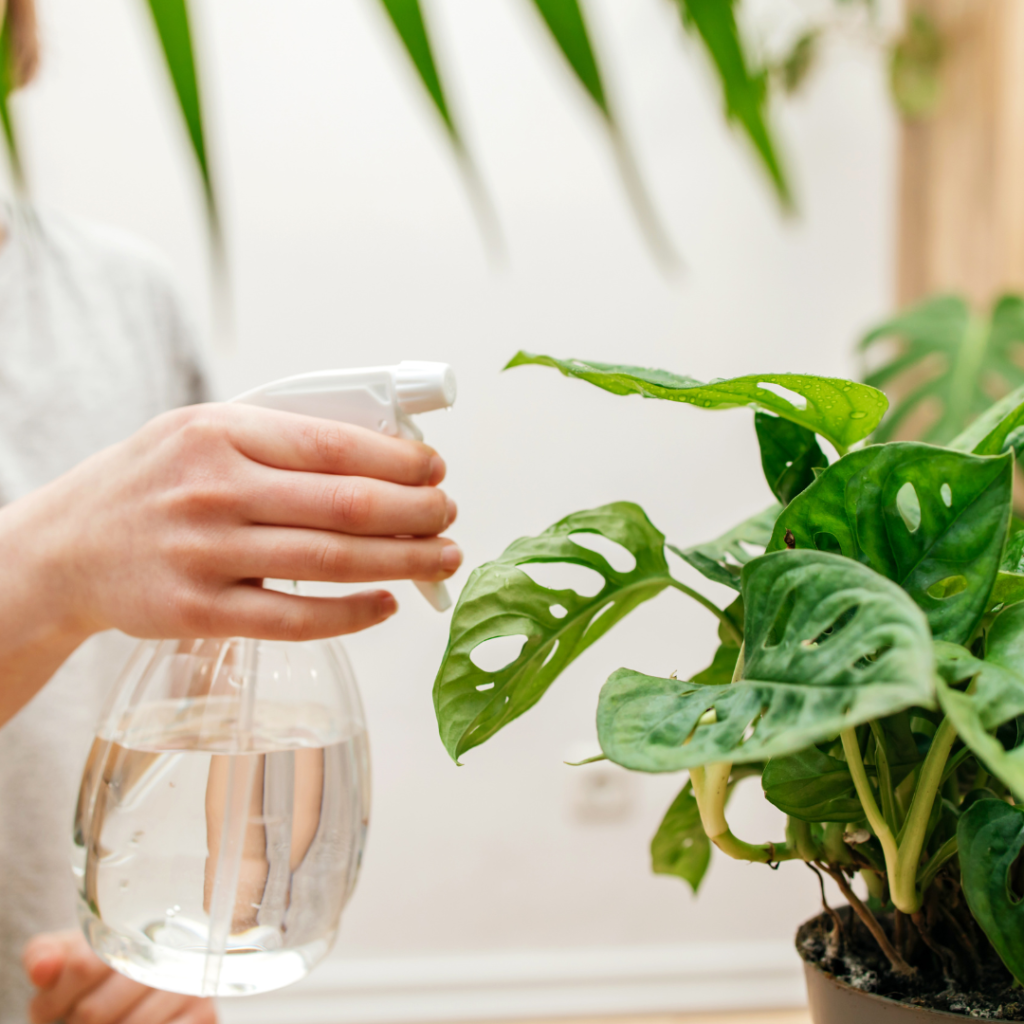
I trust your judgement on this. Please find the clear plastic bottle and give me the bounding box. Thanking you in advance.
[71,363,455,997]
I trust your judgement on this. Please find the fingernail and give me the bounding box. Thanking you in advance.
[440,543,463,572]
[429,454,446,485]
[445,495,458,527]
[378,592,398,617]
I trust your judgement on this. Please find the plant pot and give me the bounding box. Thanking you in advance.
[796,911,1005,1023]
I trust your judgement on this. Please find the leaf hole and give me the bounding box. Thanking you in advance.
[926,575,968,600]
[549,604,568,619]
[737,540,766,559]
[940,482,952,508]
[569,532,637,573]
[896,481,922,533]
[682,837,694,849]
[814,604,859,645]
[742,722,756,742]
[814,532,842,554]
[541,639,560,668]
[519,562,604,597]
[469,635,528,672]
[757,382,808,411]
[584,601,615,636]
[475,682,495,692]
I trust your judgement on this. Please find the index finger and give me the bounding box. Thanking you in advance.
[26,933,109,1023]
[226,407,446,485]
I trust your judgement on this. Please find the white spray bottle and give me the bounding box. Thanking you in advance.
[72,362,456,998]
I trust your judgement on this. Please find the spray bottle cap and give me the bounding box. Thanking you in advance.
[394,361,457,414]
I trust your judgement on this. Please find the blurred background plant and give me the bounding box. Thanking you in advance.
[0,0,952,270]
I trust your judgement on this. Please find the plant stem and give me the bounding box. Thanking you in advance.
[818,862,916,978]
[668,579,742,645]
[869,721,899,833]
[713,829,798,863]
[841,727,900,882]
[892,715,958,913]
[917,834,958,894]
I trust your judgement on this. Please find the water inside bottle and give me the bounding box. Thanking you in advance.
[73,696,369,996]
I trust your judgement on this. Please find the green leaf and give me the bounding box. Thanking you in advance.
[673,0,791,208]
[754,412,827,505]
[650,780,711,892]
[506,353,887,453]
[762,747,863,822]
[433,503,673,762]
[671,505,780,592]
[143,0,220,243]
[950,383,1024,456]
[527,0,676,267]
[378,0,458,138]
[861,294,1024,445]
[597,550,936,772]
[769,442,1013,643]
[691,643,739,685]
[0,9,23,188]
[958,799,1024,984]
[934,608,1024,800]
[890,10,943,119]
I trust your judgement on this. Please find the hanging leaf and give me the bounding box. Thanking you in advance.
[506,353,888,453]
[671,505,780,592]
[673,0,791,208]
[762,748,863,823]
[142,0,220,249]
[528,0,676,266]
[650,780,711,893]
[597,550,936,772]
[889,9,943,120]
[958,799,1024,984]
[754,412,826,505]
[769,443,1013,643]
[860,294,1024,445]
[433,503,675,762]
[0,5,23,187]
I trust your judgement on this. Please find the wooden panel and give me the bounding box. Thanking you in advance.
[898,0,1024,305]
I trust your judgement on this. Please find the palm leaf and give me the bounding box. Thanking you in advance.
[674,0,792,209]
[376,0,500,252]
[528,0,677,267]
[142,0,220,250]
[0,7,24,188]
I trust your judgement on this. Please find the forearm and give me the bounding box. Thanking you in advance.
[0,492,94,726]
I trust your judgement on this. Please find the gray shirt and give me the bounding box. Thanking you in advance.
[0,203,208,1022]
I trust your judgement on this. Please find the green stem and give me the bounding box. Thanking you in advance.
[668,579,742,645]
[787,816,821,862]
[940,745,971,786]
[841,728,900,880]
[917,834,958,893]
[892,715,958,913]
[713,830,798,863]
[869,721,899,833]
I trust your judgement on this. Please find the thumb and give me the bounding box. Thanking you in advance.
[22,934,68,990]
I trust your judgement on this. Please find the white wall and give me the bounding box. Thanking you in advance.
[9,0,897,1016]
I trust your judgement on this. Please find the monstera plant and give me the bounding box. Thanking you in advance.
[434,355,1024,1019]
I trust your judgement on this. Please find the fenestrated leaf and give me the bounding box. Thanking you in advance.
[768,442,1013,643]
[754,412,826,505]
[762,748,863,822]
[860,294,1024,445]
[958,799,1024,984]
[672,505,780,592]
[673,0,791,208]
[143,0,220,245]
[651,780,711,892]
[950,383,1024,457]
[597,550,936,772]
[433,503,674,762]
[506,353,887,453]
[934,607,1024,800]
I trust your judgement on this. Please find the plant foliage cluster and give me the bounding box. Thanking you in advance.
[434,354,1024,989]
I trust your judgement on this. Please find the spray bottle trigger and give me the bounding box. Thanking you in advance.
[415,580,452,612]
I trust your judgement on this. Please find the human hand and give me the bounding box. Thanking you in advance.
[0,404,460,722]
[23,930,217,1024]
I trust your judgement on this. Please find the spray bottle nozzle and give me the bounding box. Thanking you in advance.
[394,361,457,414]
